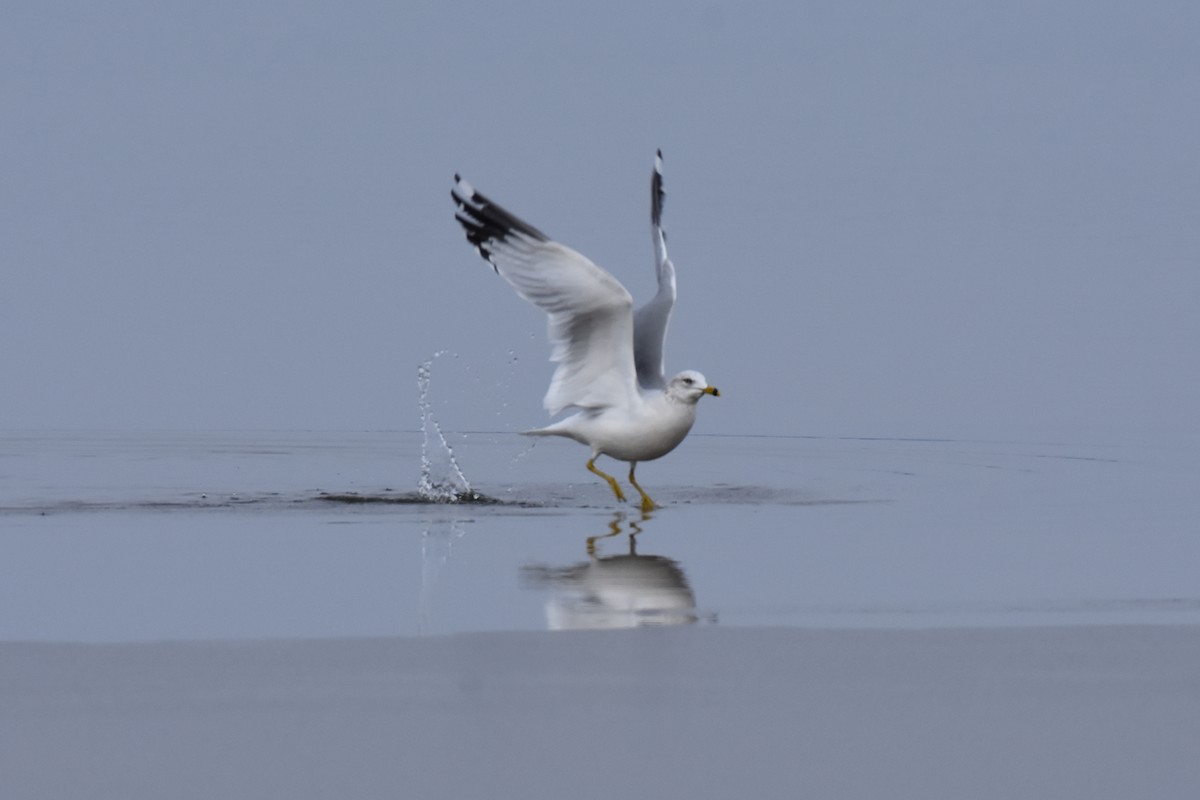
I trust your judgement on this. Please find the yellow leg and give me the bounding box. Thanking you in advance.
[588,457,625,502]
[628,462,657,513]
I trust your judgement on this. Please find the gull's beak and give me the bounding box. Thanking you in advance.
[704,386,720,397]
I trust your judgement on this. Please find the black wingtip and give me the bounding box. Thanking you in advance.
[651,150,665,228]
[450,175,550,274]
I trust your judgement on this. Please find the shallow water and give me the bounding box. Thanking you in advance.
[1,430,1197,641]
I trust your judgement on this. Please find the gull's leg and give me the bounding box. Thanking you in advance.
[628,462,657,513]
[587,457,626,502]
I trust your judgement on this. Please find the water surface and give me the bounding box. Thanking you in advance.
[2,431,1196,641]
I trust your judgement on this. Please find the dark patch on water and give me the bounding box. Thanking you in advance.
[314,490,517,506]
[0,489,536,515]
[0,482,871,516]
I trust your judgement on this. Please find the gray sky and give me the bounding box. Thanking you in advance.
[3,0,1197,444]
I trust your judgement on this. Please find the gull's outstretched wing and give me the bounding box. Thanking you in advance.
[452,175,639,416]
[633,150,677,390]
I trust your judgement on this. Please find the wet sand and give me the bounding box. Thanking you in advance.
[4,625,1200,799]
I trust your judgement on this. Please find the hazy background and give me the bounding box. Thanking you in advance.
[4,0,1197,444]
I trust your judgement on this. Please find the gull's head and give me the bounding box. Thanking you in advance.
[666,370,720,404]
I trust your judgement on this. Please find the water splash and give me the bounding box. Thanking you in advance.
[510,436,538,465]
[417,352,477,502]
[495,349,518,421]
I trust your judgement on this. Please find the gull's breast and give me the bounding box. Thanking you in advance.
[590,400,697,463]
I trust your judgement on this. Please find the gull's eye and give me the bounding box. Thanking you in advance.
[682,377,693,385]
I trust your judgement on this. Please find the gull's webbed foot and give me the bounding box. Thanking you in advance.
[628,463,658,512]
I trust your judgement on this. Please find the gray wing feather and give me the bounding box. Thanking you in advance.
[452,175,639,415]
[633,150,676,390]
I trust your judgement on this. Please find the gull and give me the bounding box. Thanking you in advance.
[450,151,718,511]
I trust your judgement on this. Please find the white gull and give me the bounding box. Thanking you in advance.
[451,151,718,511]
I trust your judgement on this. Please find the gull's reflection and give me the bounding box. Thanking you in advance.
[521,513,698,630]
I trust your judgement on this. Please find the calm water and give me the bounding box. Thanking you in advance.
[1,430,1197,641]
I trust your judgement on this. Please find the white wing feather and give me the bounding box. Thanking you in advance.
[452,176,639,415]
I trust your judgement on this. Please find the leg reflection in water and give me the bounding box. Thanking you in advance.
[586,510,647,556]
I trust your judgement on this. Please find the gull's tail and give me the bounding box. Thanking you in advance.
[521,416,586,445]
[521,427,556,437]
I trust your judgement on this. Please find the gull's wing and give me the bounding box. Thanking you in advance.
[633,150,677,390]
[452,175,639,416]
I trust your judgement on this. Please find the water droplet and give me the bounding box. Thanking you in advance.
[416,353,474,503]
